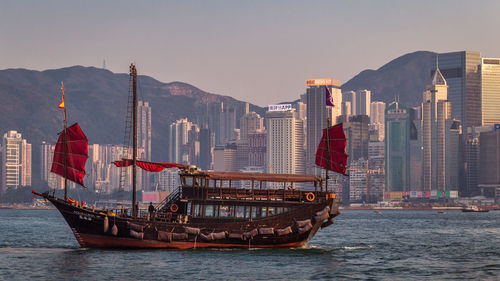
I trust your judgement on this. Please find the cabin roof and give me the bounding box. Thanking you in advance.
[204,171,321,183]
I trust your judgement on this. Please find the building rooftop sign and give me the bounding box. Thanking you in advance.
[268,104,292,112]
[306,78,341,87]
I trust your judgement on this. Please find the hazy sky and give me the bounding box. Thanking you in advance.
[1,0,499,106]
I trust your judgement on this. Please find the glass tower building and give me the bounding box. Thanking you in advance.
[385,102,410,192]
[432,51,481,130]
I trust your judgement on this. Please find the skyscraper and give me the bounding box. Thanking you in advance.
[433,51,481,129]
[239,111,264,143]
[40,141,53,182]
[169,118,194,164]
[137,101,152,161]
[338,115,370,161]
[343,90,371,116]
[385,102,410,192]
[481,58,500,126]
[1,131,31,191]
[305,78,342,175]
[356,90,371,116]
[422,67,459,191]
[266,109,305,176]
[137,101,152,190]
[198,128,212,170]
[370,102,386,124]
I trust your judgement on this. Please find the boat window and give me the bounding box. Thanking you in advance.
[245,206,250,219]
[186,202,192,215]
[268,207,275,216]
[251,206,258,219]
[236,206,245,218]
[219,205,233,218]
[194,204,202,217]
[183,177,193,187]
[193,177,200,187]
[261,207,267,217]
[276,207,283,215]
[205,205,215,217]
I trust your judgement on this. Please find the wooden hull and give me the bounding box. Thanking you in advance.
[40,193,337,249]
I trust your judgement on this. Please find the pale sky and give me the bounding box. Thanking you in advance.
[1,0,499,106]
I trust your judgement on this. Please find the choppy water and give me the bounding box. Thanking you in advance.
[1,209,499,280]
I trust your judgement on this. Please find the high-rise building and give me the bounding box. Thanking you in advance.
[342,101,352,116]
[1,131,31,191]
[137,101,152,190]
[40,141,53,182]
[169,118,194,164]
[137,101,151,161]
[385,102,410,192]
[266,109,305,176]
[208,102,223,145]
[370,102,386,124]
[368,141,385,202]
[356,90,371,116]
[349,158,368,202]
[464,126,492,196]
[479,129,500,190]
[422,67,460,191]
[156,168,180,193]
[343,90,371,116]
[409,107,423,190]
[305,78,342,175]
[198,128,212,170]
[433,51,481,129]
[220,105,237,143]
[295,102,307,121]
[248,131,266,168]
[481,58,500,126]
[338,115,370,161]
[343,91,356,117]
[239,112,264,143]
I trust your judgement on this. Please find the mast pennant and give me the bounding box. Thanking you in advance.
[315,123,349,176]
[51,123,89,187]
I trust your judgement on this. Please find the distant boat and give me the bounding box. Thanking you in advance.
[33,64,349,249]
[437,210,446,214]
[374,210,381,214]
[462,205,489,213]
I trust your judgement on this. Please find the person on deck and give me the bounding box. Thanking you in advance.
[148,202,155,221]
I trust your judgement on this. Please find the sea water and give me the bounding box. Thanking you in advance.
[1,209,499,280]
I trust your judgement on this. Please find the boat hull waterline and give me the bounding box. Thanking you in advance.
[38,192,337,249]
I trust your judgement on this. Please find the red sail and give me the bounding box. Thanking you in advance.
[315,123,349,176]
[113,159,187,172]
[50,123,89,187]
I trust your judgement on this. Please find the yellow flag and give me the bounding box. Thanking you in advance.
[59,82,65,109]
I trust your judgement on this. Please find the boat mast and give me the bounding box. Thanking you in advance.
[61,82,68,201]
[325,116,330,193]
[131,64,138,217]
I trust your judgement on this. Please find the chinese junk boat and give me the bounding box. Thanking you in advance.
[33,64,348,249]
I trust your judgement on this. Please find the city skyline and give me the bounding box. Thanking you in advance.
[1,1,500,106]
